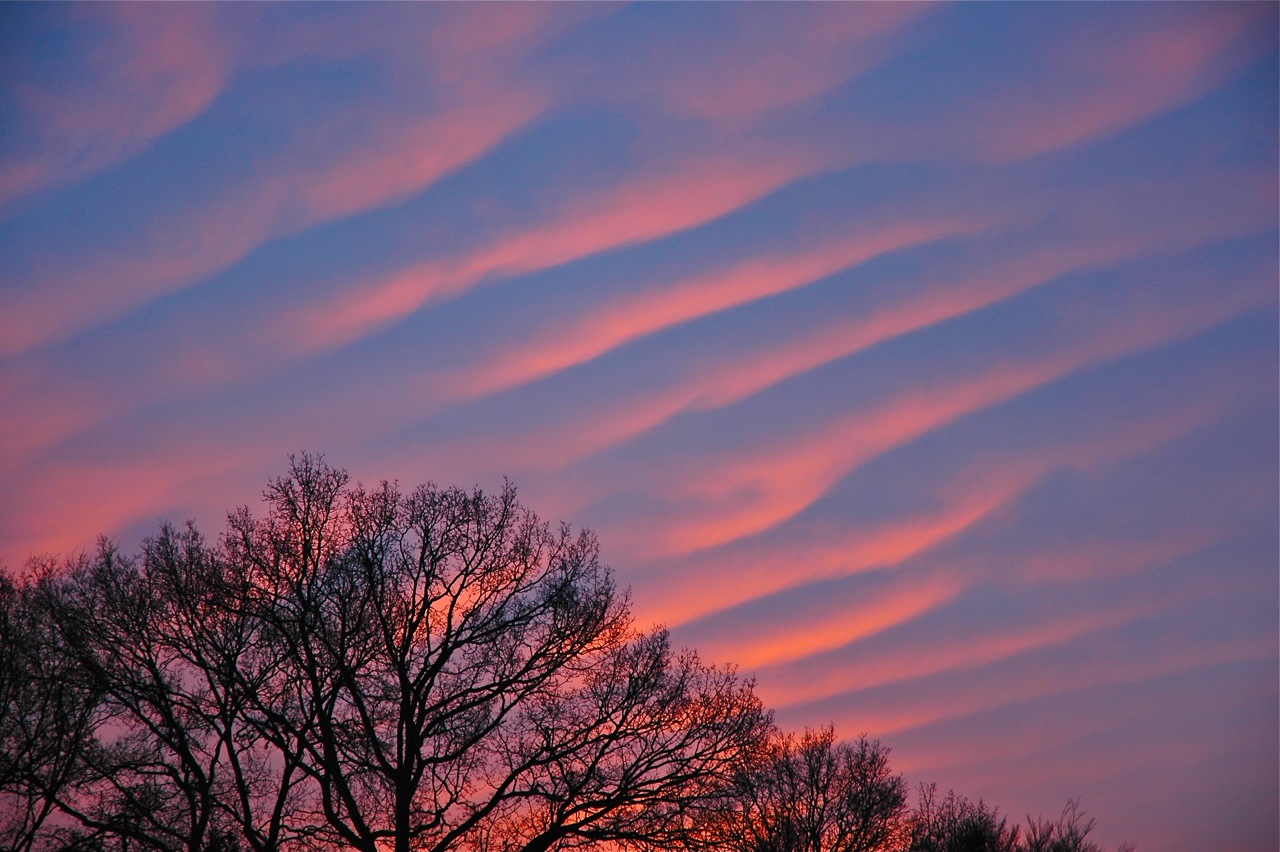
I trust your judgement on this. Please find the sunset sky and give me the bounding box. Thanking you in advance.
[1,4,1277,849]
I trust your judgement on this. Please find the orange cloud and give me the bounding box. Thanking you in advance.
[702,577,963,672]
[631,483,1014,631]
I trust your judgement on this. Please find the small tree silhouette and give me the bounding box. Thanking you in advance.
[907,783,1020,852]
[1024,799,1134,852]
[704,725,908,852]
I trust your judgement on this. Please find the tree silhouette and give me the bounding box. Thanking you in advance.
[708,726,908,852]
[906,784,1020,852]
[0,455,1134,852]
[1,568,107,851]
[1,455,768,852]
[1023,799,1134,852]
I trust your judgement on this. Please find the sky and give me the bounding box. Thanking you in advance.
[0,3,1276,849]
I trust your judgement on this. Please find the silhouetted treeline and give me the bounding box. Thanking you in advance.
[0,455,1132,852]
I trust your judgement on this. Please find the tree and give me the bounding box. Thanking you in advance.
[1023,799,1134,852]
[709,725,909,852]
[0,454,1136,852]
[906,787,1136,852]
[5,454,769,852]
[907,784,1019,852]
[0,566,107,852]
[14,528,288,852]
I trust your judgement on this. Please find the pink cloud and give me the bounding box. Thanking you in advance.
[589,258,1271,565]
[778,506,1269,711]
[293,149,824,350]
[648,373,1059,557]
[766,604,1149,721]
[632,484,1015,631]
[297,99,541,219]
[794,564,1276,747]
[0,5,594,357]
[376,199,1267,522]
[843,5,1273,167]
[0,374,105,478]
[325,4,599,79]
[544,3,924,128]
[816,624,1270,744]
[975,5,1271,161]
[647,4,925,121]
[436,219,978,401]
[394,141,1277,484]
[0,4,230,207]
[699,577,964,672]
[0,87,542,357]
[602,334,1262,648]
[0,444,257,565]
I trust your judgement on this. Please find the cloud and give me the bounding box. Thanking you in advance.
[603,301,1273,642]
[973,3,1274,161]
[806,602,1271,743]
[0,4,230,207]
[0,8,1273,850]
[433,219,977,401]
[849,3,1274,165]
[740,377,1277,725]
[590,351,1189,569]
[757,513,1268,713]
[0,4,595,356]
[683,573,964,672]
[563,3,926,122]
[0,444,256,564]
[770,603,1153,726]
[0,71,543,358]
[0,368,105,477]
[380,138,1274,493]
[636,482,1015,631]
[291,148,823,350]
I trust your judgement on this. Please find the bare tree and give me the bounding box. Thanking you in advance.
[223,455,769,852]
[703,725,908,852]
[1023,799,1134,852]
[0,453,755,852]
[497,632,770,852]
[22,528,302,852]
[1,566,108,852]
[907,784,1019,852]
[1,454,1134,852]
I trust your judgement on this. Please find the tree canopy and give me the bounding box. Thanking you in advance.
[0,455,768,852]
[0,455,1132,852]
